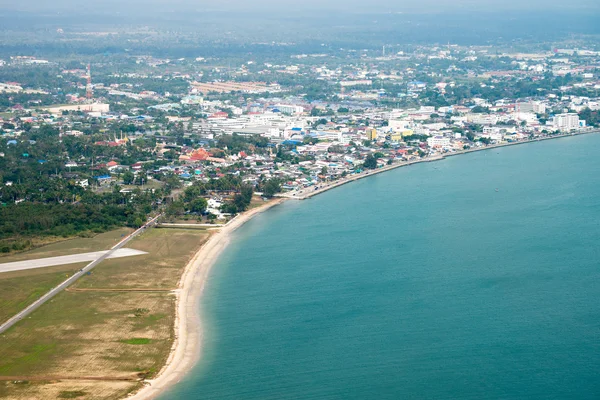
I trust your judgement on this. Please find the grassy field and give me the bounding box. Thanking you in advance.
[0,229,133,262]
[0,228,210,400]
[76,227,208,289]
[0,265,85,325]
[0,229,133,326]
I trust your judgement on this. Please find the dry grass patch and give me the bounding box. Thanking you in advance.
[0,265,84,325]
[0,380,138,400]
[0,291,175,378]
[74,228,210,290]
[0,228,133,325]
[0,228,210,400]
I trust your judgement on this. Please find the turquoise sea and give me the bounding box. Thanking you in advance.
[165,135,600,400]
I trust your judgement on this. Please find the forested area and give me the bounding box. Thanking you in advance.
[0,123,164,252]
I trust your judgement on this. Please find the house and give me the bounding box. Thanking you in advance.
[95,175,113,185]
[208,111,229,119]
[206,198,226,219]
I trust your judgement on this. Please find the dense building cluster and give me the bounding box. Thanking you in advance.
[0,44,599,247]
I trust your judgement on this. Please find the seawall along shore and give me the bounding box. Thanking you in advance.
[282,130,599,201]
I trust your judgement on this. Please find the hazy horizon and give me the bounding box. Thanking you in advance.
[3,0,600,14]
[1,0,599,54]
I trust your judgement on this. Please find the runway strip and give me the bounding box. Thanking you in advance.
[0,248,148,274]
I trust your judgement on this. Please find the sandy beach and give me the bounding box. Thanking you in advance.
[127,129,600,400]
[127,199,286,400]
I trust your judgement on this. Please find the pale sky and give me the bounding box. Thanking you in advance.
[3,0,600,13]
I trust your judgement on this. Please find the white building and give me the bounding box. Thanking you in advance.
[64,130,84,137]
[466,114,499,125]
[552,113,581,132]
[339,80,372,87]
[388,119,411,131]
[427,136,451,148]
[275,104,304,115]
[516,101,546,114]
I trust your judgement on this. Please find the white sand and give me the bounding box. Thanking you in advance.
[127,199,285,399]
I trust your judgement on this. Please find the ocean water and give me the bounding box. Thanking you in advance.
[164,135,600,400]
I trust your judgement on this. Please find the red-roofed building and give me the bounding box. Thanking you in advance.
[208,111,229,119]
[188,148,212,161]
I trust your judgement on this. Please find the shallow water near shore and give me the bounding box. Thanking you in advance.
[164,134,600,400]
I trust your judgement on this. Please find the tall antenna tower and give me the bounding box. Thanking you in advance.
[86,63,93,101]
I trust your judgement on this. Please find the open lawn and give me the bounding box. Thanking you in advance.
[0,228,210,400]
[0,380,136,400]
[75,228,209,289]
[0,265,85,325]
[0,229,132,326]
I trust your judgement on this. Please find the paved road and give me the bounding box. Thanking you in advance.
[280,130,600,201]
[0,215,161,335]
[280,155,444,200]
[0,248,148,274]
[158,223,226,228]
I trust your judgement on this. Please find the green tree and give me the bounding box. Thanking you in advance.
[363,154,378,169]
[189,198,208,214]
[263,179,282,198]
[122,171,135,185]
[166,201,185,217]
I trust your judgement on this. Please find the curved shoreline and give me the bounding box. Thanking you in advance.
[127,130,599,399]
[281,130,599,200]
[127,199,286,400]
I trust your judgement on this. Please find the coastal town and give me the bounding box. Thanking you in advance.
[2,45,600,231]
[1,27,600,399]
